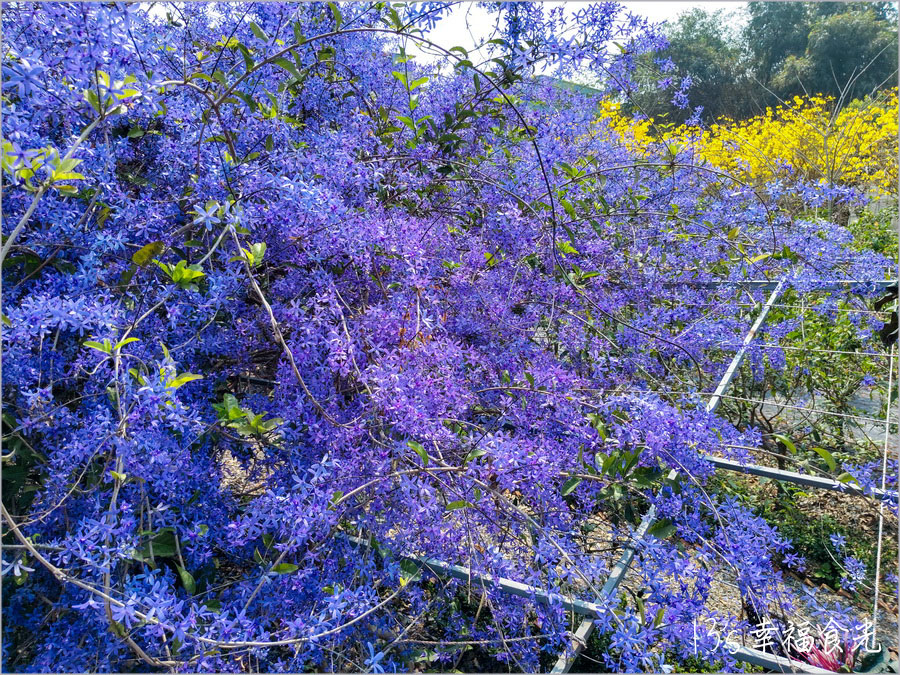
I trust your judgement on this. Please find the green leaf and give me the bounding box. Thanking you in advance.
[178,566,196,594]
[110,470,127,482]
[624,448,643,473]
[133,529,177,560]
[292,21,306,46]
[465,448,486,463]
[653,607,666,628]
[635,594,646,624]
[773,433,797,454]
[391,70,408,88]
[271,563,299,574]
[249,242,267,265]
[237,44,255,72]
[259,417,283,432]
[203,598,222,613]
[560,476,582,496]
[587,413,608,439]
[317,46,335,63]
[84,339,111,354]
[407,440,428,466]
[84,88,102,113]
[856,646,887,673]
[234,91,257,111]
[55,157,83,174]
[328,2,342,29]
[837,472,860,485]
[811,446,836,472]
[648,519,677,539]
[272,57,302,82]
[131,241,165,267]
[167,373,203,390]
[557,239,579,256]
[601,453,618,475]
[248,21,269,42]
[399,558,422,584]
[114,337,139,351]
[328,491,344,510]
[384,5,403,29]
[445,500,471,511]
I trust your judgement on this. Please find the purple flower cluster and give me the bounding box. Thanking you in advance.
[2,2,894,672]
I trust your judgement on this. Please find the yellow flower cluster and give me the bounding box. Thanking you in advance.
[594,100,655,151]
[597,90,899,195]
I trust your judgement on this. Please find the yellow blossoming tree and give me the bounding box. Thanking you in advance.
[598,89,898,196]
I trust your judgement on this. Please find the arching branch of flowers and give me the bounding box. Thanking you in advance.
[0,115,103,264]
[357,152,716,378]
[116,17,732,408]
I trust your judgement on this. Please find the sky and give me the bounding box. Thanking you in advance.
[622,1,745,22]
[406,1,747,69]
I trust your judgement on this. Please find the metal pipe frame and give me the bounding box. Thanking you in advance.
[552,278,790,673]
[553,278,895,671]
[663,279,897,292]
[703,455,895,501]
[339,533,606,617]
[340,277,896,674]
[340,532,833,674]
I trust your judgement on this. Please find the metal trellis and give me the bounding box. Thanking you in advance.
[346,278,898,675]
[552,278,789,673]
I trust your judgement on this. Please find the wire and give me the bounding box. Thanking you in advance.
[665,300,893,317]
[714,342,892,359]
[577,388,889,425]
[870,344,895,648]
[698,393,889,425]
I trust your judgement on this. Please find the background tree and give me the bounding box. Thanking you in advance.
[743,2,810,88]
[627,9,758,124]
[769,6,898,102]
[630,2,898,124]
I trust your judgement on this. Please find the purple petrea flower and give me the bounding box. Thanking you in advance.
[2,57,46,98]
[192,203,221,231]
[842,556,867,592]
[1,557,35,578]
[783,552,807,572]
[686,106,705,126]
[364,642,386,674]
